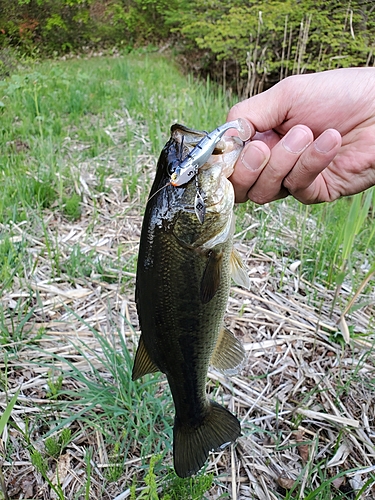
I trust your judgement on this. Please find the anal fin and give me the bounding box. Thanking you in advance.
[210,326,245,374]
[132,335,159,380]
[230,248,250,289]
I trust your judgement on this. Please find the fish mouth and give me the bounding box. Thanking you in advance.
[166,125,243,224]
[204,137,243,177]
[169,125,243,181]
[168,120,249,188]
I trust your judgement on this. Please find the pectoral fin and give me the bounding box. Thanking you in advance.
[210,326,245,374]
[200,250,223,304]
[132,335,159,380]
[230,248,250,289]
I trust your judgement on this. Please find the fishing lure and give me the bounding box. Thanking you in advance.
[170,119,251,224]
[170,118,251,187]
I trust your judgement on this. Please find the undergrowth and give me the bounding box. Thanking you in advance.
[0,53,374,499]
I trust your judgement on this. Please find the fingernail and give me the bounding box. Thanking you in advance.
[282,127,311,153]
[241,145,268,171]
[314,129,339,153]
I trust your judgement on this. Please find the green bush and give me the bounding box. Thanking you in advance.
[0,0,172,55]
[1,0,374,94]
[167,0,375,95]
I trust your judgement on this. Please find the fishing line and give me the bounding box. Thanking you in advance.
[179,134,185,162]
[147,181,172,202]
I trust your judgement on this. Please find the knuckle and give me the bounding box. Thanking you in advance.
[283,175,295,192]
[227,102,242,120]
[283,158,312,192]
[248,191,269,205]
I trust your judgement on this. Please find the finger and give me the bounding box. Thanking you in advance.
[283,129,342,203]
[247,125,314,204]
[253,129,281,149]
[227,78,292,132]
[229,140,271,203]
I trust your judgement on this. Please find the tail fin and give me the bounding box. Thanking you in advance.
[173,401,241,478]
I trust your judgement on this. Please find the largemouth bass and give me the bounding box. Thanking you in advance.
[132,122,250,478]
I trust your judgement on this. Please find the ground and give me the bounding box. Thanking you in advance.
[1,112,375,500]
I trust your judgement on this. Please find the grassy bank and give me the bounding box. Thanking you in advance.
[0,53,374,499]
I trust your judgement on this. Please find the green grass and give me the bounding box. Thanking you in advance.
[0,51,375,499]
[1,52,374,295]
[235,188,375,317]
[53,318,174,460]
[0,53,230,225]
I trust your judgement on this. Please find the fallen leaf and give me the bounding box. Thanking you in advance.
[293,431,310,463]
[277,475,296,490]
[297,443,309,463]
[20,478,34,498]
[50,453,71,499]
[332,477,345,489]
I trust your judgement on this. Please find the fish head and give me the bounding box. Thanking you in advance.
[198,133,243,213]
[146,124,244,247]
[166,124,244,248]
[147,124,206,202]
[169,123,243,178]
[169,124,243,216]
[152,123,243,196]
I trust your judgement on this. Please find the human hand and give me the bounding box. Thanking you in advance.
[227,67,375,204]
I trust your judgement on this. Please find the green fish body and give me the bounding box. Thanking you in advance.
[132,124,249,477]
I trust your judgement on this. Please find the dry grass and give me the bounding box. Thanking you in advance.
[1,117,375,499]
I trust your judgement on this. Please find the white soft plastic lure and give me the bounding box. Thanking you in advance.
[170,118,251,187]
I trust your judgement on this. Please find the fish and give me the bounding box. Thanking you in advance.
[132,122,250,478]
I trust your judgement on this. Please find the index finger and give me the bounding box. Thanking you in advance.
[227,82,291,133]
